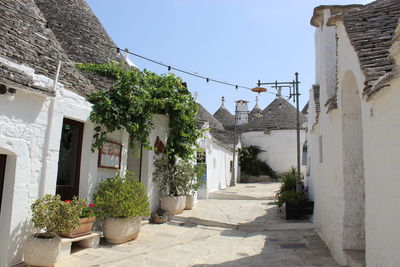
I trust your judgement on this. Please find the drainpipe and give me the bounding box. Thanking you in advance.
[230,103,238,186]
[39,61,62,196]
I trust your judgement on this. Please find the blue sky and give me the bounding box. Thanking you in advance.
[86,0,373,114]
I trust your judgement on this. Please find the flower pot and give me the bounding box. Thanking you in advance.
[150,210,168,224]
[185,193,197,210]
[285,202,304,220]
[60,216,96,238]
[160,195,186,215]
[103,217,141,244]
[23,234,61,266]
[303,200,314,215]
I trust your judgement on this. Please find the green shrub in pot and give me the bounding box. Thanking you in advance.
[93,173,150,244]
[24,194,83,266]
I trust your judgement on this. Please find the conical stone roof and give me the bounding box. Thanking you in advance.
[196,103,224,131]
[35,0,125,95]
[213,106,235,127]
[0,0,94,96]
[249,103,262,121]
[239,98,307,132]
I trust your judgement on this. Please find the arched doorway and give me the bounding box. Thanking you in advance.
[340,70,365,251]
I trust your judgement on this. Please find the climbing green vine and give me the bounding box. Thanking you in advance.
[77,62,202,161]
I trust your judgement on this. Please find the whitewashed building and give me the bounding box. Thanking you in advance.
[0,0,137,265]
[196,103,239,198]
[213,96,307,176]
[307,1,400,266]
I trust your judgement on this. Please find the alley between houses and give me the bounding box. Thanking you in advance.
[21,183,339,267]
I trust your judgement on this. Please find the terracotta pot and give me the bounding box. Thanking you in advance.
[103,217,141,244]
[23,234,61,266]
[60,216,95,238]
[160,195,186,215]
[185,193,197,210]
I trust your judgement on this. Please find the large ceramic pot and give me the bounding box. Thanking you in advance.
[60,216,95,238]
[24,234,61,266]
[103,216,141,244]
[160,195,186,215]
[185,193,197,210]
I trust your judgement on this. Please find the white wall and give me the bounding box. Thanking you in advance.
[308,16,367,265]
[0,59,128,266]
[361,76,400,267]
[241,130,306,174]
[140,114,168,212]
[197,129,237,199]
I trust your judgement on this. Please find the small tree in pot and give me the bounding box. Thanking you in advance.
[153,155,194,214]
[24,194,82,266]
[93,173,150,244]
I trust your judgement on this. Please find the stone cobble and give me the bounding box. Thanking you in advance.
[18,183,339,267]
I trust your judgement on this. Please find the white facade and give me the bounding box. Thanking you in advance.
[308,5,400,266]
[241,130,306,175]
[197,125,239,199]
[136,115,168,212]
[0,58,129,266]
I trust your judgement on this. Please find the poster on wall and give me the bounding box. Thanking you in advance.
[98,140,122,169]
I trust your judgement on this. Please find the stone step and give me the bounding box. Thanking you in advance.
[169,215,314,231]
[209,191,276,201]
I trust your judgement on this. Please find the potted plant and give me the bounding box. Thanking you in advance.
[277,191,307,219]
[275,167,313,220]
[153,155,190,215]
[24,194,82,266]
[93,173,150,244]
[184,164,206,210]
[60,199,96,238]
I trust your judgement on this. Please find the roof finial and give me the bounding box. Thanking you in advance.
[221,96,225,107]
[255,95,259,105]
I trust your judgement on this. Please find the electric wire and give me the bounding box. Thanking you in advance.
[0,3,283,96]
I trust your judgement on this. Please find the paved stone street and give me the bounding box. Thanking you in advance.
[40,183,339,266]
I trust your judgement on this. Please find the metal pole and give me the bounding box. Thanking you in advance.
[295,72,302,193]
[231,104,238,186]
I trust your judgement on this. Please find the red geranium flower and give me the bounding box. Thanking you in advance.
[89,203,95,208]
[64,200,71,203]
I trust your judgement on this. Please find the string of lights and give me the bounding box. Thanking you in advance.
[0,2,281,96]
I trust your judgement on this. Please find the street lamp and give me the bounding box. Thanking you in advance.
[252,73,302,193]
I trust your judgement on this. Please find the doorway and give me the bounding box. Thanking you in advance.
[341,70,365,251]
[0,154,6,214]
[56,118,84,200]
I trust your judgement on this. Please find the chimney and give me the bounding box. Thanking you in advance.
[235,100,249,125]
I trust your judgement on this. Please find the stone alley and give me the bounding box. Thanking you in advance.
[31,183,339,267]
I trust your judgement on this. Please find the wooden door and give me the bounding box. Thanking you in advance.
[0,154,6,214]
[56,118,84,200]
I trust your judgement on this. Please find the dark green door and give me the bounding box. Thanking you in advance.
[56,118,84,200]
[0,154,6,214]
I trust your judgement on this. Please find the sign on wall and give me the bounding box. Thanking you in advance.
[98,140,122,169]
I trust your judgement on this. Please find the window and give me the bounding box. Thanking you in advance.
[229,160,233,173]
[302,144,308,165]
